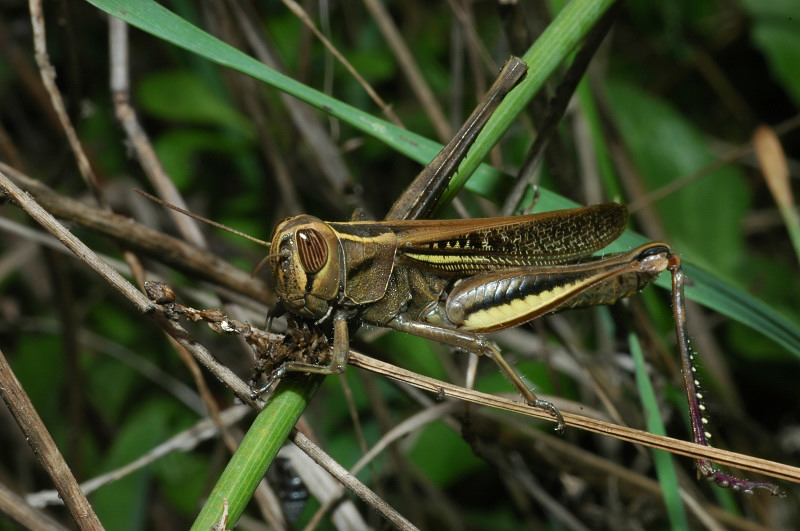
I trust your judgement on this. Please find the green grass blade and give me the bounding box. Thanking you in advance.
[84,0,614,209]
[438,0,619,206]
[629,333,688,530]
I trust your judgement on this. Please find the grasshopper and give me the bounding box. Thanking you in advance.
[147,57,780,495]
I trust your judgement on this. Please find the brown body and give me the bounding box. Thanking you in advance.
[269,202,666,337]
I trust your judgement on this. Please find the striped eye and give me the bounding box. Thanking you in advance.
[296,228,328,274]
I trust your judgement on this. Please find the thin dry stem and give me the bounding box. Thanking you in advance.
[348,351,799,486]
[28,0,102,203]
[0,170,262,407]
[109,17,208,248]
[363,0,451,141]
[290,430,418,531]
[0,347,103,530]
[281,0,404,128]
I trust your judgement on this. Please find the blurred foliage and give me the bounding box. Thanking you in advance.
[605,80,751,275]
[0,0,798,529]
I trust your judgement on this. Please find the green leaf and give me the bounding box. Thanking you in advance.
[605,79,749,277]
[738,0,800,106]
[92,399,176,531]
[408,421,484,486]
[137,71,255,137]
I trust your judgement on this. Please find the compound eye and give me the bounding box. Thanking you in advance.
[296,228,328,274]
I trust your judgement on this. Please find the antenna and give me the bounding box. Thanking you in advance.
[134,188,271,248]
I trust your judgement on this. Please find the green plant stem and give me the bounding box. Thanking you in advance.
[191,376,321,530]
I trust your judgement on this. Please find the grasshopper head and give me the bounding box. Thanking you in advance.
[269,215,341,320]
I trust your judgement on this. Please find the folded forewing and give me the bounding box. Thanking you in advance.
[376,203,628,277]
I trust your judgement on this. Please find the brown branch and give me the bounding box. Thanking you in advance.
[0,170,263,407]
[290,430,417,531]
[0,347,103,530]
[0,478,67,530]
[28,0,102,203]
[0,164,271,305]
[349,351,799,487]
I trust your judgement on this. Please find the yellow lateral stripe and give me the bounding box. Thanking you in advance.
[403,251,524,266]
[463,289,556,329]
